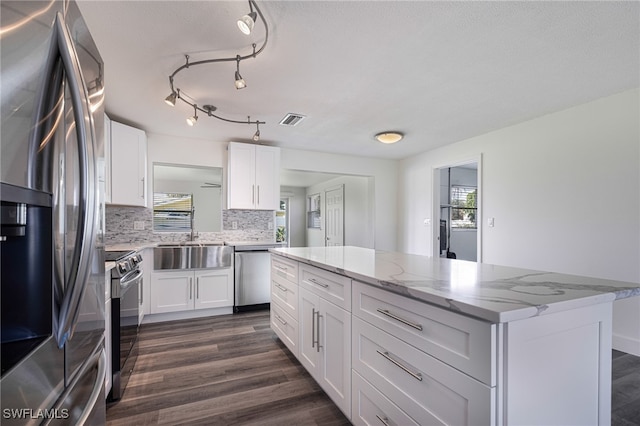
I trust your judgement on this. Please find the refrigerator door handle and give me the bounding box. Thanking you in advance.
[46,12,98,348]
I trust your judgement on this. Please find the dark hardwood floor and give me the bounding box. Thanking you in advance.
[107,311,640,425]
[106,310,350,425]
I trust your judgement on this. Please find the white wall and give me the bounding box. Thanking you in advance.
[398,89,640,355]
[281,148,398,251]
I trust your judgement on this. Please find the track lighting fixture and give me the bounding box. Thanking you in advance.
[237,1,257,35]
[186,105,198,126]
[235,55,246,89]
[164,0,268,138]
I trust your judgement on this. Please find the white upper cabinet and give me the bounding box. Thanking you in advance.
[103,114,111,203]
[227,142,280,210]
[109,120,147,207]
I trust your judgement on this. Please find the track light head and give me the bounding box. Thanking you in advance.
[187,105,198,126]
[253,122,260,141]
[235,71,247,89]
[235,56,246,89]
[237,11,257,35]
[165,91,177,107]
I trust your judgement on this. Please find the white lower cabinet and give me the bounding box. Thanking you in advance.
[299,286,351,418]
[352,316,493,426]
[150,269,233,314]
[352,371,419,426]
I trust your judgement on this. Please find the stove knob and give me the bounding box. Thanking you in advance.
[118,262,127,274]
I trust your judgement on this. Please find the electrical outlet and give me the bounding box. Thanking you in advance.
[268,221,273,230]
[423,218,431,226]
[232,221,238,230]
[134,221,145,230]
[488,217,495,228]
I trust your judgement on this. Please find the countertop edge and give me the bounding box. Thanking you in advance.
[269,248,639,324]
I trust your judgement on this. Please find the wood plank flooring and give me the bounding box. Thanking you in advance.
[106,310,350,425]
[107,310,640,425]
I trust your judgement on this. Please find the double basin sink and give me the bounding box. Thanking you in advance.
[154,242,233,270]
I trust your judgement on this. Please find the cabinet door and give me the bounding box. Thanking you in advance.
[194,269,233,309]
[254,145,280,210]
[150,271,193,314]
[299,287,320,377]
[320,298,351,418]
[110,121,146,207]
[227,142,256,209]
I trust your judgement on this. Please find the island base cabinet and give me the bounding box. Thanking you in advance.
[270,300,299,357]
[352,316,493,426]
[299,286,351,419]
[352,371,419,426]
[503,301,612,426]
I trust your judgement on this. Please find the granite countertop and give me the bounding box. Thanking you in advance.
[270,246,640,323]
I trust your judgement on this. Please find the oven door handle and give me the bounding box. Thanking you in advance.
[117,269,143,299]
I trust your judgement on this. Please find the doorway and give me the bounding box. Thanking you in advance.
[434,159,481,261]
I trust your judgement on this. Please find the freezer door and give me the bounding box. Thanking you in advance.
[45,344,106,426]
[235,251,272,306]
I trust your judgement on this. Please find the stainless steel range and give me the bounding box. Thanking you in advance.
[105,250,143,401]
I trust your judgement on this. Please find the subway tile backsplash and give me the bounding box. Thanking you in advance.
[105,206,275,245]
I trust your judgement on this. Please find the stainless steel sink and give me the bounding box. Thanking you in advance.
[154,245,232,270]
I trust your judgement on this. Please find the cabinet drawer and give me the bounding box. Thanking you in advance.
[352,317,493,426]
[353,281,495,386]
[352,371,419,426]
[271,255,298,284]
[271,300,299,357]
[271,273,298,319]
[299,264,351,311]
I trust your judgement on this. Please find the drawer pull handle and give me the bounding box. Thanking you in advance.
[376,415,390,426]
[377,350,423,381]
[275,283,288,292]
[308,277,329,288]
[376,309,423,331]
[274,265,288,272]
[274,313,287,326]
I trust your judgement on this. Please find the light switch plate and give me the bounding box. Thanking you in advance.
[134,221,145,230]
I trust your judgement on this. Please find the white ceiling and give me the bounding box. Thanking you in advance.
[77,1,639,161]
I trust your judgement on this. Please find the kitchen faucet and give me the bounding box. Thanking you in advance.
[190,205,198,241]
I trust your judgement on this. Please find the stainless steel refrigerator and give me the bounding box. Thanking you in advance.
[1,1,106,424]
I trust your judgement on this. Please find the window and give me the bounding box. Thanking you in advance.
[451,185,477,229]
[153,192,193,231]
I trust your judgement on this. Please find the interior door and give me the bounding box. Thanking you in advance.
[324,185,344,246]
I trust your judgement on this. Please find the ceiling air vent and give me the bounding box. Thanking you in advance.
[279,113,306,127]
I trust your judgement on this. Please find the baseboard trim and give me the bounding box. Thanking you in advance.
[613,333,640,357]
[142,306,233,324]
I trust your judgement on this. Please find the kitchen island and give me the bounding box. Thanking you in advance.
[269,246,640,425]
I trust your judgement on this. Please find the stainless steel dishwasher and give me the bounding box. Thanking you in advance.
[230,242,282,312]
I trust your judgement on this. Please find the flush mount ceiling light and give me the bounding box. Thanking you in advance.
[164,0,269,138]
[375,131,404,144]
